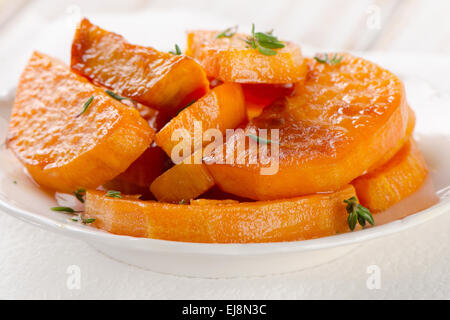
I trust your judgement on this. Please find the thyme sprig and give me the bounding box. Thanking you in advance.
[243,24,285,56]
[73,188,86,204]
[51,207,81,213]
[344,197,375,231]
[247,134,279,145]
[51,207,95,224]
[72,214,96,224]
[314,53,344,65]
[105,90,127,101]
[216,26,238,39]
[106,190,122,199]
[76,96,95,117]
[169,44,182,55]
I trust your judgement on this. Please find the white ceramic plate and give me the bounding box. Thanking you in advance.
[0,11,449,278]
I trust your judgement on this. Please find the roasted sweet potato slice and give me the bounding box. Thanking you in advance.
[150,149,215,203]
[155,83,246,159]
[206,54,411,200]
[352,140,428,212]
[107,105,171,193]
[7,52,154,193]
[186,30,308,84]
[71,18,209,115]
[84,185,357,243]
[189,199,239,206]
[153,83,245,202]
[368,106,415,171]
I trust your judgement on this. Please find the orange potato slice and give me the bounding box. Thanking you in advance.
[186,30,308,84]
[368,106,415,171]
[152,84,245,202]
[7,52,154,193]
[189,199,239,205]
[352,139,428,212]
[107,104,171,193]
[155,83,246,159]
[206,54,410,200]
[150,153,215,203]
[71,18,209,115]
[84,185,357,243]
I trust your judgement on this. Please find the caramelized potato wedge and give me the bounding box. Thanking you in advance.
[109,105,171,192]
[84,185,357,243]
[7,52,154,193]
[72,18,209,115]
[353,140,428,212]
[206,54,410,200]
[155,83,246,158]
[368,106,416,171]
[186,30,308,84]
[150,149,215,203]
[104,106,171,196]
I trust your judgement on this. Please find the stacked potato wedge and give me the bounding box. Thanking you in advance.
[7,19,430,243]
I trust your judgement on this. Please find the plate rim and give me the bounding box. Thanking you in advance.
[0,189,448,256]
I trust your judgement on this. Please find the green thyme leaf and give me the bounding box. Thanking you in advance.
[314,54,328,64]
[51,207,81,213]
[314,53,344,66]
[179,199,187,205]
[247,134,279,145]
[76,96,95,118]
[344,197,375,231]
[256,44,277,56]
[106,190,122,199]
[82,218,96,224]
[71,214,95,224]
[243,24,285,56]
[348,211,357,231]
[73,188,86,204]
[169,44,182,55]
[358,206,375,226]
[244,39,255,48]
[254,32,285,49]
[105,90,127,101]
[216,25,238,39]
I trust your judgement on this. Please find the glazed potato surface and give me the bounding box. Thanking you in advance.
[186,30,308,84]
[206,55,410,200]
[72,19,209,114]
[7,52,154,192]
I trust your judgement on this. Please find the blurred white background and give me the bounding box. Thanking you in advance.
[1,0,450,53]
[1,0,449,96]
